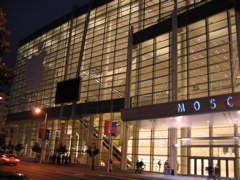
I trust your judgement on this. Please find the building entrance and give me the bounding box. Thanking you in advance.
[189,156,235,178]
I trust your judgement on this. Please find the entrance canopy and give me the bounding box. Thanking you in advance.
[122,92,240,122]
[127,110,239,129]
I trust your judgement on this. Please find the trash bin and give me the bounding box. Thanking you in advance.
[171,169,174,175]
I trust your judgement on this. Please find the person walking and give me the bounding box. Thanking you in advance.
[109,159,113,172]
[164,160,170,175]
[61,154,65,165]
[49,154,52,164]
[207,165,215,180]
[57,154,61,166]
[52,154,56,164]
[65,154,68,165]
[214,164,220,179]
[135,160,140,173]
[158,160,162,172]
[139,160,145,174]
[68,155,72,164]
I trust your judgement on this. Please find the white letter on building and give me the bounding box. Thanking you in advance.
[226,96,234,107]
[210,98,216,110]
[177,103,186,113]
[193,101,201,111]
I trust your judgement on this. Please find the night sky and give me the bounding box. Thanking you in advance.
[2,0,90,68]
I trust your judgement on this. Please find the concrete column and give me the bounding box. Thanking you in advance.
[96,115,103,166]
[150,128,155,171]
[26,121,33,157]
[209,120,213,169]
[87,115,94,167]
[48,120,57,156]
[180,128,188,175]
[70,118,78,158]
[132,124,139,170]
[12,126,19,146]
[121,26,133,170]
[59,121,67,146]
[78,118,85,156]
[234,123,239,178]
[169,0,178,175]
[22,122,27,156]
[169,128,178,175]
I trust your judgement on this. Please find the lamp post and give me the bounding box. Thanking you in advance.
[33,107,48,164]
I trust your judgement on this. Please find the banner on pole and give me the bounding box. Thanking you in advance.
[111,122,117,136]
[104,120,110,136]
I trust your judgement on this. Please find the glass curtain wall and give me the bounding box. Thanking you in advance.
[8,0,240,176]
[132,9,239,107]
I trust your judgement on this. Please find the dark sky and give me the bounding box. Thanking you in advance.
[2,0,90,68]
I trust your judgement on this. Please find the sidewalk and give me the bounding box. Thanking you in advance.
[21,158,235,180]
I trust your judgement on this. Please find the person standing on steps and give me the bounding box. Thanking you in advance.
[158,160,162,172]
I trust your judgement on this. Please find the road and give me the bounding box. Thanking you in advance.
[0,160,213,180]
[0,161,141,180]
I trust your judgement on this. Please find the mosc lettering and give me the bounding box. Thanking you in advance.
[177,96,234,113]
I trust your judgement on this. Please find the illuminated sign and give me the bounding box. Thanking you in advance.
[177,96,235,113]
[121,92,240,122]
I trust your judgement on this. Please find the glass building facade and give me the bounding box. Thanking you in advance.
[8,0,240,178]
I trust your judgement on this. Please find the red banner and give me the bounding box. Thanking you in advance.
[104,120,110,136]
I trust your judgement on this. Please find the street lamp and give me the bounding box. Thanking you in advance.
[33,106,48,164]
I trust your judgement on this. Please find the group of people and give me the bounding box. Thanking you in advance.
[135,160,145,174]
[49,154,72,166]
[206,164,220,180]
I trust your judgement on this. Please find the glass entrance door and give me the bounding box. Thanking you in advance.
[189,157,235,178]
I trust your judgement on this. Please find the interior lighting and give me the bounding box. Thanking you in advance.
[176,116,183,122]
[206,120,210,123]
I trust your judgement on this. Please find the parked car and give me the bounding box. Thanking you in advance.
[0,170,29,180]
[0,154,20,165]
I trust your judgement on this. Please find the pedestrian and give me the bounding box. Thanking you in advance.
[158,160,162,172]
[214,164,220,179]
[37,154,40,163]
[49,154,52,164]
[135,160,140,173]
[206,165,215,180]
[52,154,56,164]
[62,154,65,164]
[164,160,170,175]
[57,154,61,166]
[65,154,68,165]
[138,160,145,174]
[109,159,113,172]
[68,155,72,164]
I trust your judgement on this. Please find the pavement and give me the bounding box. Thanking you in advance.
[20,157,236,180]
